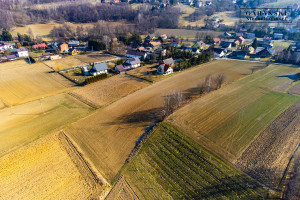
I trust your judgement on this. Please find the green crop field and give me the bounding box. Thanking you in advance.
[122,122,269,199]
[170,64,300,162]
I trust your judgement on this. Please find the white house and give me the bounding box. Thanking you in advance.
[90,63,108,76]
[0,42,14,51]
[157,64,173,75]
[16,48,29,58]
[212,48,225,58]
[123,57,141,69]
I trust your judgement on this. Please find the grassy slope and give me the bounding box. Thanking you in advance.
[122,122,269,199]
[170,64,300,162]
[0,93,93,158]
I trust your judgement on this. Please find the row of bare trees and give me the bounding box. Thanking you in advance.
[164,73,226,117]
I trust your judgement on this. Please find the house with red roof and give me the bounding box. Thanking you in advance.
[213,38,221,45]
[32,43,47,49]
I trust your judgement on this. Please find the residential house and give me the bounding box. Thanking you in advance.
[248,46,255,54]
[90,63,108,76]
[234,36,245,46]
[220,41,232,49]
[32,43,47,49]
[256,48,275,58]
[149,41,161,49]
[162,57,175,66]
[195,1,203,7]
[6,55,17,60]
[115,65,126,73]
[59,43,69,53]
[170,38,179,47]
[0,42,14,51]
[112,0,120,3]
[146,34,156,40]
[124,57,141,69]
[213,38,221,45]
[126,50,147,59]
[212,48,225,57]
[160,34,168,40]
[16,48,28,58]
[273,33,284,40]
[157,64,173,75]
[296,41,300,48]
[69,48,79,55]
[68,40,80,46]
[258,39,273,48]
[186,0,193,5]
[192,41,206,49]
[42,52,51,57]
[246,33,255,39]
[81,66,90,76]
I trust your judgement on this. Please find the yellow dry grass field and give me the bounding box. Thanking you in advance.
[43,52,116,71]
[169,64,300,163]
[0,93,93,158]
[71,74,150,107]
[0,60,73,106]
[64,60,265,182]
[0,133,100,200]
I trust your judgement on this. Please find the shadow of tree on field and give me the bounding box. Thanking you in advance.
[277,73,300,81]
[102,107,164,126]
[190,175,265,199]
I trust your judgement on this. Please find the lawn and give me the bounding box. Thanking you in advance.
[64,60,265,182]
[170,64,300,162]
[0,93,93,158]
[0,60,73,106]
[121,122,269,199]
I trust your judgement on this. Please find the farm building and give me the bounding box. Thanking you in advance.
[90,63,108,76]
[256,48,275,58]
[16,48,28,58]
[124,57,141,69]
[157,64,173,75]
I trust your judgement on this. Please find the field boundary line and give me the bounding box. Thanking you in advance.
[67,92,98,109]
[59,131,109,186]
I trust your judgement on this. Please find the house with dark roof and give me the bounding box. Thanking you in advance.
[90,63,108,76]
[230,51,248,59]
[212,48,225,57]
[157,64,173,75]
[126,50,147,59]
[234,36,245,46]
[124,57,141,68]
[220,41,232,49]
[256,48,275,58]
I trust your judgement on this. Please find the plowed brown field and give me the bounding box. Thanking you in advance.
[105,176,139,200]
[235,101,300,190]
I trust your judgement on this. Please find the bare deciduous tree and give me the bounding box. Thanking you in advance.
[164,90,184,116]
[214,73,226,89]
